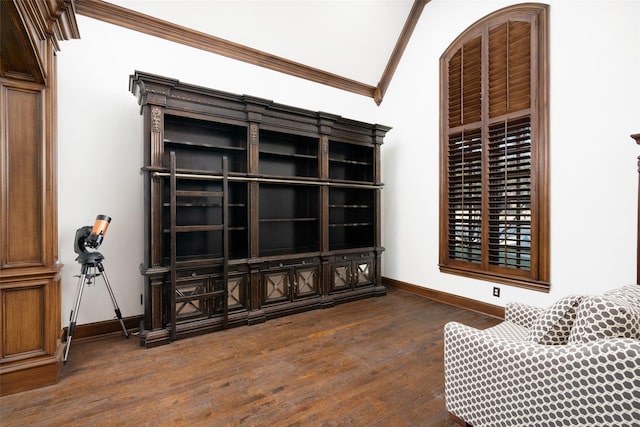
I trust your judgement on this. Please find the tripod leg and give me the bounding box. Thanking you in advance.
[64,264,89,363]
[97,262,130,338]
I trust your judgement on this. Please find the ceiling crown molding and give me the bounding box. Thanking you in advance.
[375,0,430,105]
[74,0,427,105]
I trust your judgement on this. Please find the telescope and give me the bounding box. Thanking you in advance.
[74,214,111,255]
[65,214,128,363]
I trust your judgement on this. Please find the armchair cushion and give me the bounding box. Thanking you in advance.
[526,295,583,345]
[482,320,529,340]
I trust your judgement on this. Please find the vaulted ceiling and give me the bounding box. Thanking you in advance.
[74,0,428,104]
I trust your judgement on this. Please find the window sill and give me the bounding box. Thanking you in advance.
[439,264,550,293]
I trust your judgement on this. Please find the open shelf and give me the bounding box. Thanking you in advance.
[164,115,247,173]
[259,184,319,255]
[162,179,248,260]
[329,141,374,182]
[259,129,318,178]
[329,188,374,250]
[161,225,248,261]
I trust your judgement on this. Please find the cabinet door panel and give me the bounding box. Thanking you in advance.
[294,267,320,298]
[3,88,44,267]
[262,270,290,305]
[1,285,45,357]
[227,273,247,310]
[175,277,209,322]
[330,262,352,292]
[354,259,373,287]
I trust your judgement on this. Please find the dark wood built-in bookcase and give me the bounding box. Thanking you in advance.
[130,71,390,346]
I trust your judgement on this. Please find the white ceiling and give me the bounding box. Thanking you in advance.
[107,0,415,84]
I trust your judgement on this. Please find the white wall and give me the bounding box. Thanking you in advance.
[57,0,640,325]
[57,7,387,325]
[379,0,640,308]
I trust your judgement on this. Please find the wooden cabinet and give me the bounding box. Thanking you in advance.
[261,258,321,306]
[0,0,79,395]
[130,71,390,346]
[330,252,375,293]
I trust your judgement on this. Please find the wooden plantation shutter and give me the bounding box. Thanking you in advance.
[447,36,482,127]
[488,21,531,117]
[447,36,483,264]
[448,129,482,264]
[439,4,549,290]
[487,20,532,273]
[488,117,531,271]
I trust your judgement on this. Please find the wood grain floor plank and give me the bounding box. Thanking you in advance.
[0,288,499,426]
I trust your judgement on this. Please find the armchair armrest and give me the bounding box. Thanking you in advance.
[505,301,543,328]
[444,321,640,427]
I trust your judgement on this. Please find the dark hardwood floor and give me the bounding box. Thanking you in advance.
[0,288,499,426]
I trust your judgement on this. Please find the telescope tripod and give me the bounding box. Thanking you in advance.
[64,251,129,363]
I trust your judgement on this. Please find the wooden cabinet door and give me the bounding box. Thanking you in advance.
[329,255,374,292]
[175,276,210,322]
[353,259,373,288]
[261,263,320,306]
[262,269,291,305]
[227,273,248,310]
[293,266,320,299]
[330,261,353,293]
[175,271,236,323]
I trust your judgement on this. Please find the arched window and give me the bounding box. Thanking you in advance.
[439,4,550,291]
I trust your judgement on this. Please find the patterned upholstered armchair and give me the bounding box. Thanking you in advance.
[444,285,640,427]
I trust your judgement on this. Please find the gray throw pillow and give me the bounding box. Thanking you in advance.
[526,295,583,345]
[568,295,640,343]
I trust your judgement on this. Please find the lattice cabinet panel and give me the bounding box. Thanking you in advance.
[329,253,374,293]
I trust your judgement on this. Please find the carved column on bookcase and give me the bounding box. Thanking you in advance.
[318,113,335,181]
[320,256,334,307]
[632,133,640,285]
[320,186,329,253]
[245,96,268,176]
[373,125,386,294]
[317,122,332,305]
[374,251,385,296]
[320,135,330,253]
[248,181,259,261]
[149,106,164,266]
[248,123,259,175]
[146,269,166,330]
[248,263,262,314]
[319,135,329,180]
[374,187,385,296]
[150,106,163,164]
[140,105,166,336]
[373,125,387,185]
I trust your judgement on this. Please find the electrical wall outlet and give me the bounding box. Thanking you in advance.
[493,287,501,297]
